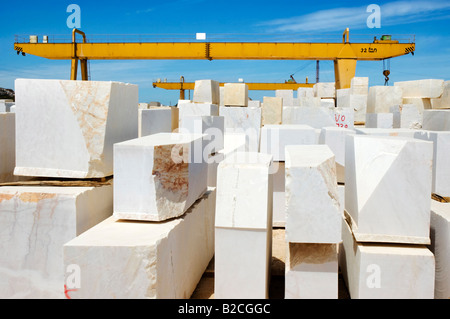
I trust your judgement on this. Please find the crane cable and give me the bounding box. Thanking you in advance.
[383,59,391,86]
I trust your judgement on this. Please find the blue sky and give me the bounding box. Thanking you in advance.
[1,0,450,105]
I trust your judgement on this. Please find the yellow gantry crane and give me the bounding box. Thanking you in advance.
[14,28,415,89]
[153,76,315,100]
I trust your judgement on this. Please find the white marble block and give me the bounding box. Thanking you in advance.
[320,98,335,108]
[365,113,394,129]
[334,107,354,130]
[0,113,18,182]
[350,77,369,95]
[14,79,138,179]
[337,94,368,122]
[113,133,208,222]
[178,102,219,127]
[276,90,294,106]
[403,97,432,113]
[139,107,178,137]
[319,126,355,184]
[430,200,450,299]
[63,188,216,299]
[260,124,316,162]
[0,184,113,298]
[223,83,248,107]
[180,115,224,155]
[296,96,321,107]
[219,106,261,152]
[431,81,450,109]
[207,152,225,188]
[193,80,220,105]
[414,131,450,197]
[262,97,283,125]
[248,100,261,108]
[313,82,335,98]
[422,109,450,131]
[282,106,335,128]
[297,87,314,98]
[394,79,444,99]
[367,86,403,113]
[345,134,433,244]
[285,243,339,299]
[340,217,435,299]
[215,152,273,299]
[285,145,341,244]
[390,104,422,129]
[355,127,419,138]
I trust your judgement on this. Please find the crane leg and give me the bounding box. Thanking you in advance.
[80,59,89,81]
[334,59,357,90]
[71,58,78,81]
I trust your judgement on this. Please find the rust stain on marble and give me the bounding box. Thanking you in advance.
[61,81,109,160]
[0,193,15,203]
[152,144,189,195]
[18,193,57,203]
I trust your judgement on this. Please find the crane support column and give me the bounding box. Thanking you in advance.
[334,58,357,90]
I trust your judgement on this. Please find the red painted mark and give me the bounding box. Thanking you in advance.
[64,284,78,299]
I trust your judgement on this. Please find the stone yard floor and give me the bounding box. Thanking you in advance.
[191,228,351,299]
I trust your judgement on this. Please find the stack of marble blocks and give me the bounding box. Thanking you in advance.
[64,132,215,298]
[0,79,139,298]
[340,133,436,298]
[284,145,342,299]
[336,77,369,123]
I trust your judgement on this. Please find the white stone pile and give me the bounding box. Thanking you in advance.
[2,75,450,300]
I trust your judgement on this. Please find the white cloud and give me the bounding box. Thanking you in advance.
[257,1,450,32]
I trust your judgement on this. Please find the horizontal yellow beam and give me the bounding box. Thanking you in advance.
[14,42,415,61]
[153,82,314,90]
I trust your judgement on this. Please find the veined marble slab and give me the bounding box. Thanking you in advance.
[113,133,208,222]
[14,79,139,179]
[64,188,216,299]
[0,184,113,298]
[345,134,433,244]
